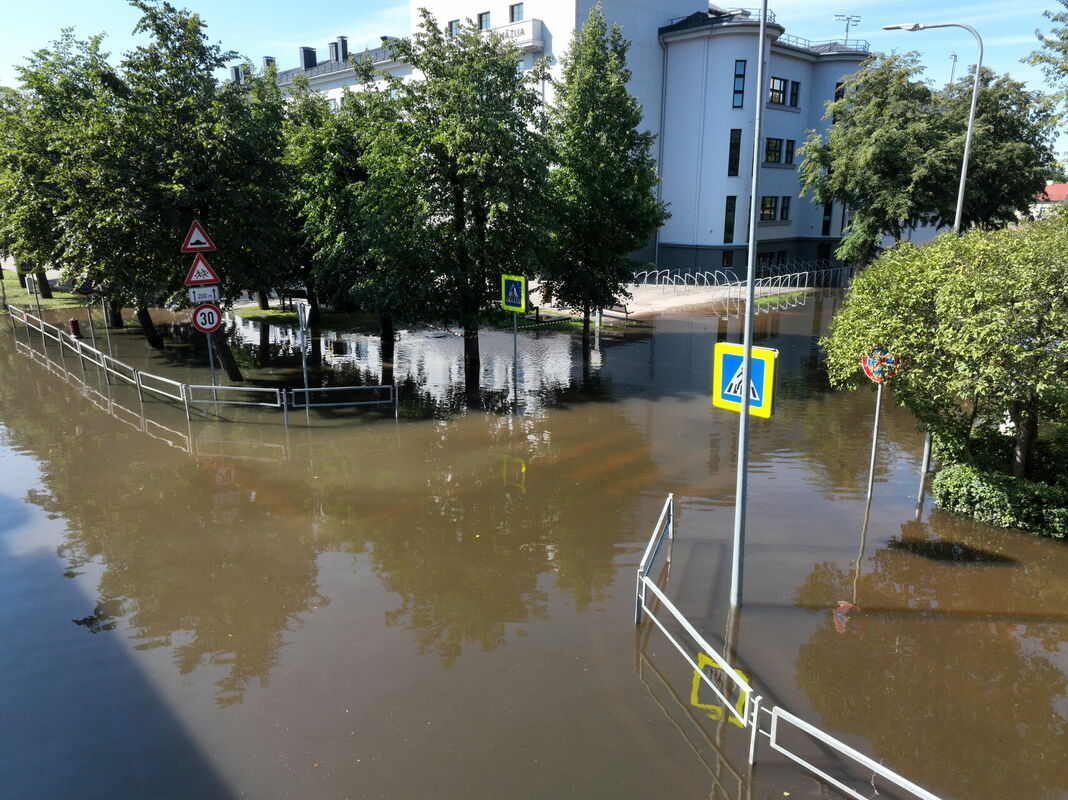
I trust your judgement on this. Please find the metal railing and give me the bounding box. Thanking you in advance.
[5,304,398,427]
[290,384,398,410]
[635,495,945,800]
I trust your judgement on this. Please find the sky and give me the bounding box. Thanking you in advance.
[0,1,1062,147]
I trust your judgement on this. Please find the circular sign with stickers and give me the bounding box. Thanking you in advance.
[861,346,899,383]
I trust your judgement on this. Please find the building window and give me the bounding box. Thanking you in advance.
[784,139,795,164]
[478,11,491,30]
[733,60,746,108]
[723,196,737,243]
[834,81,846,101]
[509,3,524,22]
[789,80,800,107]
[722,250,734,268]
[769,77,787,105]
[776,250,787,264]
[758,252,774,267]
[822,201,833,236]
[727,129,742,176]
[760,196,778,221]
[779,196,791,221]
[447,19,460,36]
[764,137,783,163]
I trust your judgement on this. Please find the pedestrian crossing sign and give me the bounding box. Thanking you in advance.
[501,274,526,313]
[712,341,778,417]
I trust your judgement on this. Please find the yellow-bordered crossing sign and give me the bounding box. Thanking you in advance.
[712,342,778,418]
[501,274,526,313]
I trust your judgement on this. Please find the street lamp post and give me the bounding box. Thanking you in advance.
[882,21,983,497]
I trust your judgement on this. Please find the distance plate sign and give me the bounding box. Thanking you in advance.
[191,303,223,334]
[188,285,219,304]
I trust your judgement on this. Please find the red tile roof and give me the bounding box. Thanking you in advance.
[1038,183,1068,202]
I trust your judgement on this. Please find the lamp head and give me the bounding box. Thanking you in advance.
[883,23,924,31]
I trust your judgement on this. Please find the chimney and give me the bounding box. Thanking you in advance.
[229,65,242,84]
[263,56,276,69]
[328,41,339,62]
[299,46,317,69]
[337,36,349,61]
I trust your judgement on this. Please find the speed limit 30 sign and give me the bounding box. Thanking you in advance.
[191,303,223,334]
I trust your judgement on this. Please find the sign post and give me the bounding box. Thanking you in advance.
[74,279,98,350]
[181,222,222,398]
[860,345,899,501]
[728,0,770,610]
[501,274,526,408]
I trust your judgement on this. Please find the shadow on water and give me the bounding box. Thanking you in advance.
[793,511,1068,800]
[0,522,234,800]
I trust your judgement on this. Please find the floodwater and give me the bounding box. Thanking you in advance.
[1,293,1066,800]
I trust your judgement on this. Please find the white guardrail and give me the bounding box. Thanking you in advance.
[5,305,396,427]
[636,495,944,800]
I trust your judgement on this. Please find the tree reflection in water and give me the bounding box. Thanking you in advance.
[793,512,1068,800]
[0,341,657,699]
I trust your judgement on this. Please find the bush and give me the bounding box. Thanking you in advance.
[932,464,1068,538]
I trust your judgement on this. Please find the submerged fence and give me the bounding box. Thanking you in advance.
[636,495,944,800]
[5,304,397,427]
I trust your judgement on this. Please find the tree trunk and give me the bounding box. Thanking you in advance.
[256,290,270,311]
[463,323,480,399]
[309,326,322,368]
[210,328,244,382]
[306,286,320,327]
[581,302,592,355]
[107,299,124,328]
[380,314,395,386]
[257,320,271,366]
[1011,403,1038,479]
[136,307,164,349]
[35,271,52,300]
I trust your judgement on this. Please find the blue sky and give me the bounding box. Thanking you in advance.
[0,1,1062,148]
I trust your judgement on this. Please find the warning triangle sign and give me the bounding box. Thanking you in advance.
[725,361,760,402]
[184,253,221,286]
[181,220,217,253]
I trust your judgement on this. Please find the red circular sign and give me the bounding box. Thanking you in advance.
[861,346,899,383]
[191,303,223,334]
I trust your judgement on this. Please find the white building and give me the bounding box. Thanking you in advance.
[265,3,868,270]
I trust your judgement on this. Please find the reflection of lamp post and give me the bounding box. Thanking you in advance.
[882,21,984,493]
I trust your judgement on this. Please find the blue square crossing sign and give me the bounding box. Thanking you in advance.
[501,274,526,313]
[712,342,778,417]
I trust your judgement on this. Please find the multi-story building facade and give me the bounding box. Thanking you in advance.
[264,4,868,269]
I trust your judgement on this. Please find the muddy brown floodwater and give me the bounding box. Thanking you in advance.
[0,292,1066,800]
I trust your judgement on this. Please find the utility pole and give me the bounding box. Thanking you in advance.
[949,52,958,84]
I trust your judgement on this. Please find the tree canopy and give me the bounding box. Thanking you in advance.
[542,4,668,349]
[799,53,1055,261]
[822,215,1068,479]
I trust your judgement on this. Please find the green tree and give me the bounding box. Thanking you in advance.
[799,54,1055,261]
[821,216,1068,479]
[1029,1,1068,112]
[940,69,1055,227]
[543,5,668,353]
[373,12,552,397]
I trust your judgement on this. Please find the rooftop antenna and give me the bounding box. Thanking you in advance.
[834,14,861,46]
[949,51,958,84]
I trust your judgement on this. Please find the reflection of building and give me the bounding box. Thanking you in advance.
[260,3,866,267]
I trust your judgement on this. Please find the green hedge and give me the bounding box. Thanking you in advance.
[931,463,1068,538]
